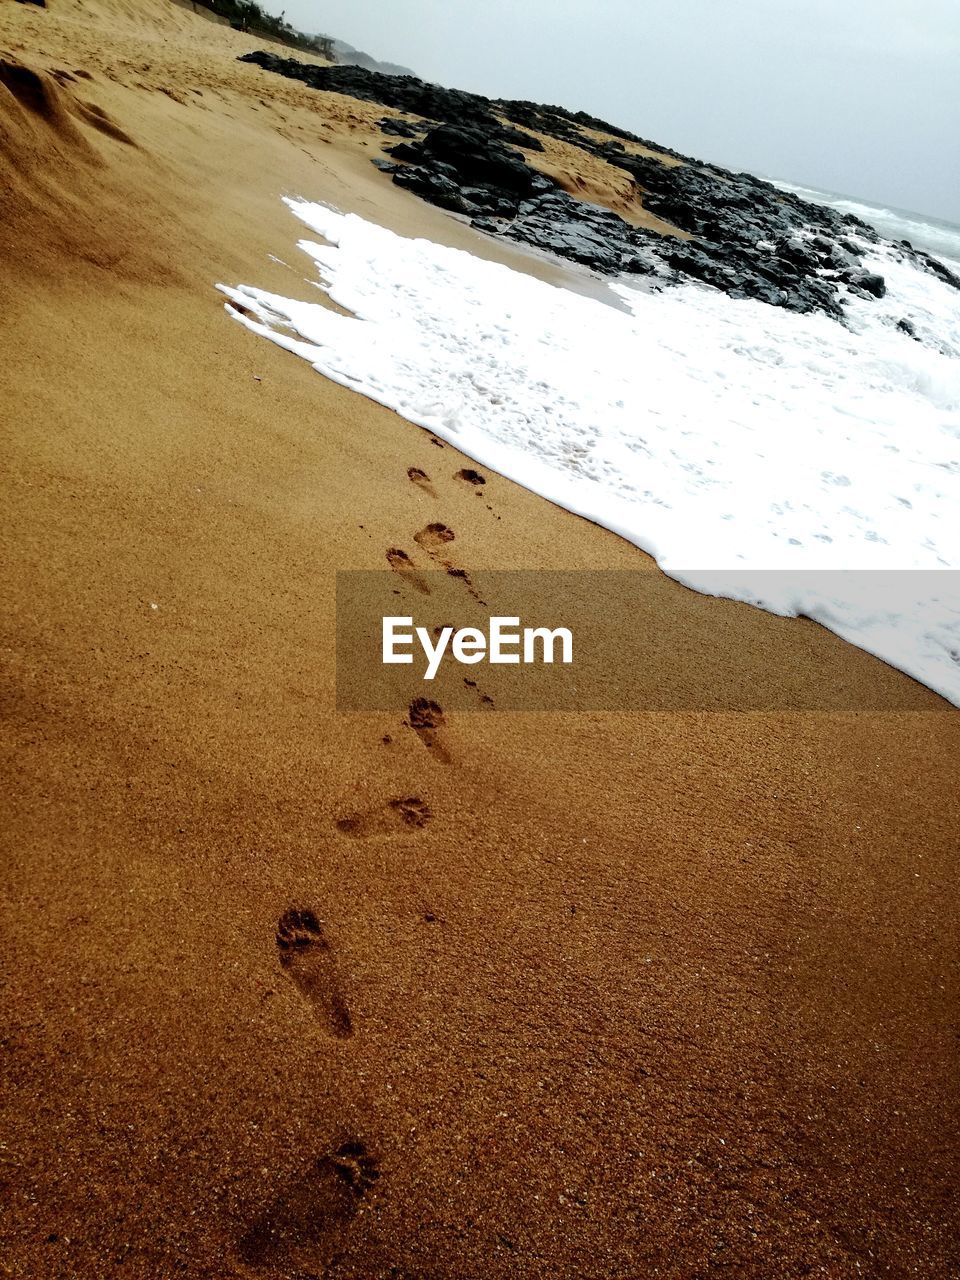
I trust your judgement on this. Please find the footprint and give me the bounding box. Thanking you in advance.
[414,522,455,552]
[407,698,451,765]
[456,469,499,515]
[336,796,432,839]
[463,677,495,709]
[328,1140,381,1195]
[445,565,487,607]
[411,526,486,605]
[386,547,430,594]
[237,1140,380,1273]
[275,909,353,1039]
[407,466,436,497]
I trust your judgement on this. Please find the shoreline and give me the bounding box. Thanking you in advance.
[2,3,958,1277]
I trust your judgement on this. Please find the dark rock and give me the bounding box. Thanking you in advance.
[485,190,636,273]
[498,98,691,161]
[397,123,547,195]
[392,165,481,215]
[912,249,960,291]
[387,140,422,163]
[238,50,542,151]
[239,51,477,121]
[897,318,917,337]
[378,116,422,138]
[238,47,958,322]
[837,267,887,299]
[387,120,557,223]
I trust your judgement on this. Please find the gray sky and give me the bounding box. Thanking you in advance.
[268,0,960,222]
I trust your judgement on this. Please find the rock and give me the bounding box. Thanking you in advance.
[238,50,542,151]
[392,123,547,195]
[912,249,960,291]
[238,47,957,322]
[486,190,634,273]
[392,165,481,215]
[837,266,887,298]
[387,121,556,223]
[378,116,422,138]
[387,140,423,163]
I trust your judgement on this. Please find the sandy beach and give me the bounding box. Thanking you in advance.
[1,2,958,1276]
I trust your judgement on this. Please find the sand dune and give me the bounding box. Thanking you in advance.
[1,2,958,1277]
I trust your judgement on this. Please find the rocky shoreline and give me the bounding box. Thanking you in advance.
[240,50,958,324]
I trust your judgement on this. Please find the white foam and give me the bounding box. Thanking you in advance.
[219,199,960,705]
[772,181,960,268]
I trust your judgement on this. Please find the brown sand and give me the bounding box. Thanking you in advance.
[1,3,958,1277]
[515,127,692,238]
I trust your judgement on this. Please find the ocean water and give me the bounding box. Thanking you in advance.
[772,180,960,269]
[220,197,960,705]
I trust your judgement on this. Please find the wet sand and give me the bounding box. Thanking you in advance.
[1,2,958,1276]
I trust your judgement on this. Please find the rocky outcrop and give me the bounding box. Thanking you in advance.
[389,123,551,214]
[908,246,960,291]
[387,123,887,317]
[474,190,644,275]
[240,50,675,152]
[240,51,510,134]
[239,49,957,321]
[496,98,690,161]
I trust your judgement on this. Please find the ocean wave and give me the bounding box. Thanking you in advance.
[220,199,960,705]
[773,181,960,268]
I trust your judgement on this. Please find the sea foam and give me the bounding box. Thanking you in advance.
[772,181,960,269]
[219,198,960,705]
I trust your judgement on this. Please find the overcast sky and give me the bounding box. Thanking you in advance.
[268,0,960,222]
